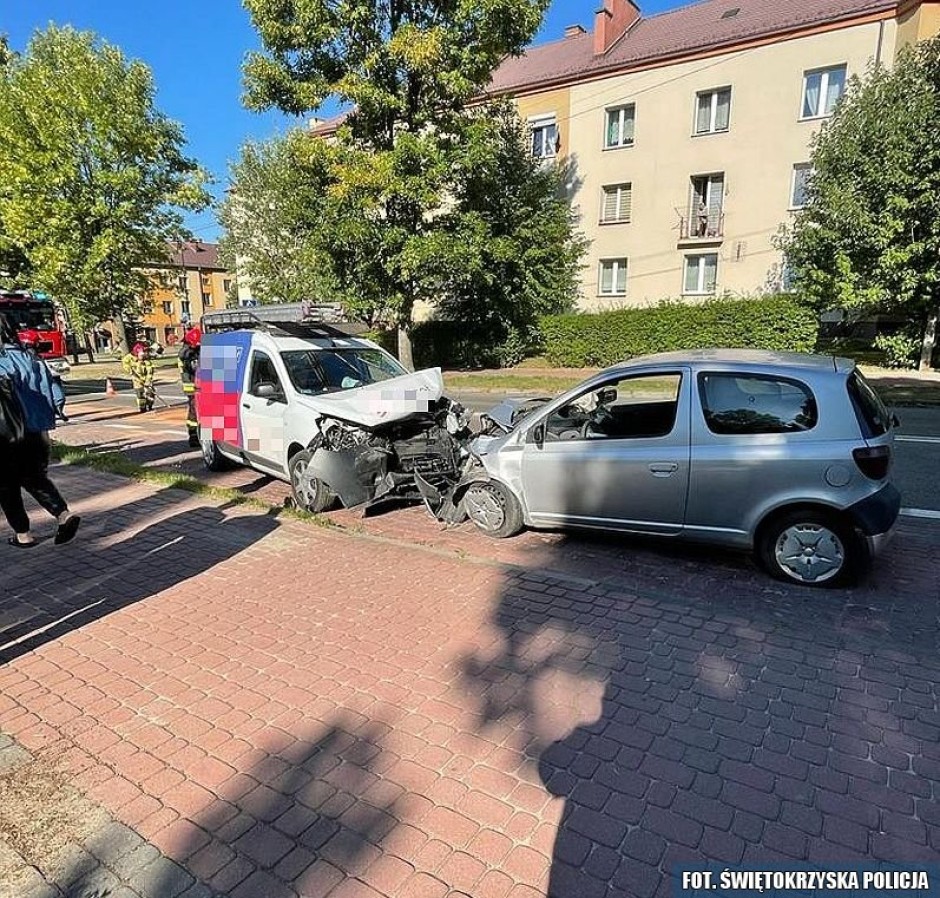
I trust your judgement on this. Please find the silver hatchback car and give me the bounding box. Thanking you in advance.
[458,350,900,587]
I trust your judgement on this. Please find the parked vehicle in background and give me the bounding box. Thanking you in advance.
[446,350,900,588]
[0,291,70,373]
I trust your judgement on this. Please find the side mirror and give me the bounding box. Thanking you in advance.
[529,423,545,449]
[598,387,618,405]
[891,414,901,430]
[254,382,283,401]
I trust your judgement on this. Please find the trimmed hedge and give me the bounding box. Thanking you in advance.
[539,295,818,368]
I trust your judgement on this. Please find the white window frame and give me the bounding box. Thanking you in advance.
[790,163,813,209]
[600,183,632,224]
[693,87,732,135]
[683,254,718,296]
[604,104,636,149]
[800,65,847,120]
[529,114,558,160]
[598,258,628,296]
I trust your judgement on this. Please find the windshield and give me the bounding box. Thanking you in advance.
[0,306,57,331]
[280,348,408,394]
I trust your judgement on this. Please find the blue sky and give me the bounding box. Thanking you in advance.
[6,0,678,241]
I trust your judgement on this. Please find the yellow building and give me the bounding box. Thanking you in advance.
[486,0,940,308]
[138,242,233,347]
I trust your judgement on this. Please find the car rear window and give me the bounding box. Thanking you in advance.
[699,373,818,434]
[846,369,889,438]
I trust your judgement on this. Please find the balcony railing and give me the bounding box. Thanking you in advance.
[678,211,724,241]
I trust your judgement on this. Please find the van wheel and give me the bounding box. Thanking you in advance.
[289,449,334,513]
[463,481,524,538]
[201,438,232,472]
[757,509,865,588]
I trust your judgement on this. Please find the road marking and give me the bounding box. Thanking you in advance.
[0,600,106,654]
[896,436,940,444]
[99,423,143,431]
[901,507,940,520]
[157,429,185,437]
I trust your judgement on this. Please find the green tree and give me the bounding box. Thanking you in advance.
[218,131,335,305]
[0,25,210,353]
[242,0,555,368]
[780,37,940,370]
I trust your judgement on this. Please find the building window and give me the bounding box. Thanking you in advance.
[791,164,813,208]
[601,183,632,224]
[177,274,187,291]
[181,300,191,317]
[687,173,724,238]
[683,254,718,295]
[223,279,232,293]
[802,65,846,119]
[695,88,731,134]
[161,301,173,316]
[529,116,558,159]
[604,104,635,148]
[202,291,213,307]
[598,258,628,296]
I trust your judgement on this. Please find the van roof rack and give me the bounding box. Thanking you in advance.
[201,303,369,339]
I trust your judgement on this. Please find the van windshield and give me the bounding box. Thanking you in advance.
[280,348,407,394]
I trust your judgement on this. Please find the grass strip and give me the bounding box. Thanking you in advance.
[49,442,341,529]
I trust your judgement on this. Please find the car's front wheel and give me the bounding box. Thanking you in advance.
[201,438,232,472]
[289,449,334,514]
[462,481,524,538]
[757,509,866,588]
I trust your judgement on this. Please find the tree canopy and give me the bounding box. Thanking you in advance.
[0,25,210,350]
[240,0,575,368]
[781,37,940,369]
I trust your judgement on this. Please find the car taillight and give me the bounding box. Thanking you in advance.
[853,445,890,480]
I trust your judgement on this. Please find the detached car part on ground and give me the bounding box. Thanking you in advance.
[196,327,475,517]
[430,351,900,589]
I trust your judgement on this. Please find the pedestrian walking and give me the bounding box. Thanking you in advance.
[178,326,201,448]
[122,342,155,413]
[0,316,81,548]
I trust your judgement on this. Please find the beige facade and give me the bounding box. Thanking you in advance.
[495,0,940,310]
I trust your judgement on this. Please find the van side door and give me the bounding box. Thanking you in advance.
[240,349,289,474]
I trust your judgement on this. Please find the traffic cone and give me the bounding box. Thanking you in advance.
[105,378,116,397]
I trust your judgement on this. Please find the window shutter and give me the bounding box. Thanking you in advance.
[603,188,618,222]
[603,184,631,222]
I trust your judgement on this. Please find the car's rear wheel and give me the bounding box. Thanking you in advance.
[463,481,524,538]
[201,438,232,472]
[289,449,334,514]
[757,509,866,588]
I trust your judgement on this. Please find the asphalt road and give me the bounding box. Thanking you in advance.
[63,385,940,514]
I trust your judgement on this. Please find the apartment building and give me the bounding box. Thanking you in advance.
[138,242,233,347]
[489,0,940,308]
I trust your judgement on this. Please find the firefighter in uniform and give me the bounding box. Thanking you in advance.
[122,342,155,413]
[178,327,201,447]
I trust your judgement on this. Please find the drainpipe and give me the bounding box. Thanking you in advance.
[875,19,885,65]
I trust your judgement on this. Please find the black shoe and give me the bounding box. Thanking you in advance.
[7,536,37,549]
[54,515,81,546]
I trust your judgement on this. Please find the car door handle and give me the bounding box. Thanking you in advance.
[242,402,251,409]
[649,462,679,476]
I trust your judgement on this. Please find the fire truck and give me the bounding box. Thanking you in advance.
[0,291,70,371]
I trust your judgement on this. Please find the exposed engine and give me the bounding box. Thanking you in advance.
[307,398,474,515]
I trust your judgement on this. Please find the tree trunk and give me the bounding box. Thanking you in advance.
[398,325,414,371]
[112,315,129,356]
[83,331,96,364]
[919,309,938,371]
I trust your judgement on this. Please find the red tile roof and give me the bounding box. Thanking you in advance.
[487,0,897,94]
[169,241,225,271]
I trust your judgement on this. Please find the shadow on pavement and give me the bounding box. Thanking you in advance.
[0,486,279,666]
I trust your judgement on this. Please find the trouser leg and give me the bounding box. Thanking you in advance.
[144,383,155,411]
[0,483,30,535]
[186,394,199,445]
[18,433,68,519]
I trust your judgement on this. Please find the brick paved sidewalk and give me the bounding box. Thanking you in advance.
[1,466,938,897]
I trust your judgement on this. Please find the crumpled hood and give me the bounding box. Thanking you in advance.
[295,367,446,428]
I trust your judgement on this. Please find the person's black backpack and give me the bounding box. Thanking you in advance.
[0,373,26,445]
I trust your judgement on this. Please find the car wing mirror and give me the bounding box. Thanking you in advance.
[254,382,285,402]
[598,387,617,404]
[528,423,545,449]
[891,413,901,430]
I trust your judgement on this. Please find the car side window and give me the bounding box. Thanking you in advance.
[248,351,283,395]
[544,373,682,441]
[699,373,817,434]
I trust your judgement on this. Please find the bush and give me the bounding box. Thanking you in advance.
[405,321,540,369]
[873,332,920,369]
[539,295,818,368]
